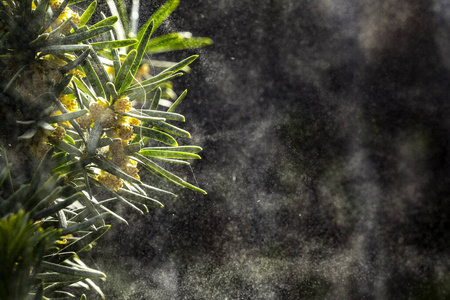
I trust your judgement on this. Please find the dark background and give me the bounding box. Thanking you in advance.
[90,0,450,299]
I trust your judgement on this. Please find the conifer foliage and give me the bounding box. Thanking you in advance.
[0,0,210,298]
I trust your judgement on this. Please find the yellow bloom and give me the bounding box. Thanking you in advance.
[77,113,93,130]
[89,102,116,127]
[114,97,132,113]
[122,165,140,180]
[59,94,78,112]
[118,124,134,141]
[109,140,128,167]
[99,108,116,128]
[127,117,141,126]
[89,103,105,120]
[96,171,123,191]
[50,126,66,142]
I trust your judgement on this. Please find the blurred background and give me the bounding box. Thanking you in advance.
[90,0,450,298]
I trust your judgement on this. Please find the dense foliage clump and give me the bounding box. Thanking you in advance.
[0,0,210,298]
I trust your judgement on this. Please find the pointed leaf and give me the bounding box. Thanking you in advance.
[131,126,177,146]
[48,26,114,45]
[87,121,104,156]
[150,157,190,165]
[17,128,37,140]
[52,140,83,157]
[134,109,185,122]
[42,0,70,33]
[79,0,97,26]
[144,146,203,153]
[133,153,206,194]
[91,39,137,50]
[125,73,183,100]
[59,49,90,74]
[167,89,187,112]
[146,120,190,138]
[129,70,176,89]
[39,44,91,54]
[0,163,12,187]
[150,87,161,110]
[60,212,110,236]
[46,109,88,124]
[136,0,179,42]
[116,188,163,207]
[42,261,106,279]
[114,49,136,93]
[32,192,81,220]
[120,20,154,91]
[148,35,212,54]
[81,59,105,99]
[120,111,165,122]
[89,15,118,30]
[32,0,51,31]
[59,225,110,253]
[161,55,198,74]
[139,149,200,160]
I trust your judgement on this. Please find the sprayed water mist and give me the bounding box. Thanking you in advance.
[89,1,450,299]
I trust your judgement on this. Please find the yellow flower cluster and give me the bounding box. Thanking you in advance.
[96,170,123,191]
[49,0,80,34]
[89,102,116,128]
[93,97,143,189]
[114,97,132,113]
[59,94,78,112]
[49,126,66,142]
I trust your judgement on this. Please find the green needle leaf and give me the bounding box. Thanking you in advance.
[116,188,163,207]
[89,15,118,30]
[139,149,201,160]
[59,225,110,253]
[115,49,137,93]
[150,87,161,110]
[18,128,37,140]
[32,193,81,220]
[137,109,185,122]
[125,73,183,100]
[168,89,187,112]
[91,39,138,50]
[141,146,203,153]
[39,44,91,54]
[133,153,206,194]
[131,125,178,146]
[161,55,198,74]
[87,121,104,156]
[120,111,165,122]
[60,212,110,236]
[136,0,179,42]
[46,109,89,124]
[79,0,97,27]
[47,26,114,46]
[42,261,106,279]
[59,49,91,74]
[146,120,191,138]
[147,33,212,54]
[121,20,154,92]
[51,140,83,157]
[81,59,105,99]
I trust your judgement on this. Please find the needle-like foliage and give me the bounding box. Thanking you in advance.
[0,0,210,298]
